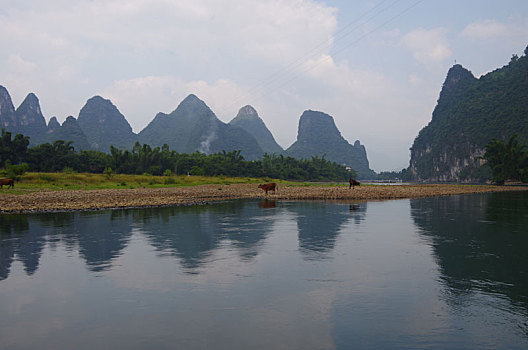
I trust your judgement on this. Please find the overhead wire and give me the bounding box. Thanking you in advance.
[217,0,427,118]
[217,0,402,116]
[229,0,398,102]
[267,0,428,94]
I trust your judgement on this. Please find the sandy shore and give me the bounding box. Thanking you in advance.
[0,183,526,214]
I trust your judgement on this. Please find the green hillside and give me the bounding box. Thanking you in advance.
[409,45,528,182]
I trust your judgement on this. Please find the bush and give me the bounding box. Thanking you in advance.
[104,167,113,179]
[2,162,29,180]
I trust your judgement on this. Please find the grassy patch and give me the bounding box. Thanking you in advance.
[1,172,284,194]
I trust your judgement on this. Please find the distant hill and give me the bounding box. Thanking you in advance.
[229,105,283,155]
[14,93,48,145]
[77,96,137,152]
[0,87,47,145]
[47,116,91,151]
[0,86,375,173]
[286,110,375,179]
[408,45,528,182]
[0,86,18,131]
[138,94,264,160]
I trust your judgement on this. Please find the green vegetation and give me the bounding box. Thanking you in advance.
[482,135,528,184]
[1,129,355,183]
[377,170,403,181]
[409,45,528,182]
[1,172,269,193]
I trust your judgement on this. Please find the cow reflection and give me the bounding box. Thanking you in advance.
[349,204,360,212]
[258,199,276,208]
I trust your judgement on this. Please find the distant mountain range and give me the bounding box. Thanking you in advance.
[137,94,264,160]
[0,85,375,177]
[408,45,528,182]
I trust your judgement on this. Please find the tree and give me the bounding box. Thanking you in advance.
[26,140,76,172]
[0,129,29,167]
[482,135,528,184]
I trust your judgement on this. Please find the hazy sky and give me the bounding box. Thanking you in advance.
[1,0,527,171]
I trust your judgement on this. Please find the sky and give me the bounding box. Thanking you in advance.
[1,0,527,171]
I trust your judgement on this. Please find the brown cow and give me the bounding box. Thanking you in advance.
[258,182,277,195]
[0,178,14,189]
[349,178,360,189]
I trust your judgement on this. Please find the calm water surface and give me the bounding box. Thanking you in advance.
[1,192,527,349]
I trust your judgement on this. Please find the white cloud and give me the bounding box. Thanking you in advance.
[460,18,528,50]
[401,28,452,66]
[0,0,335,125]
[103,76,249,132]
[0,0,339,119]
[461,19,512,40]
[408,73,424,85]
[7,54,36,74]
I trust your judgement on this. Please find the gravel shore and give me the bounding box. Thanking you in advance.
[1,183,526,214]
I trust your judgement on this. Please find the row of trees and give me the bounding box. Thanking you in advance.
[482,135,528,184]
[0,129,354,181]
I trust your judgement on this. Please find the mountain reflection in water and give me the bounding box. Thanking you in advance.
[1,195,527,349]
[410,191,528,314]
[1,200,364,279]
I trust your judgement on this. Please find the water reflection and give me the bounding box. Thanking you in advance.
[1,196,527,349]
[137,202,275,270]
[0,200,365,279]
[258,199,276,208]
[75,211,133,271]
[411,191,528,313]
[349,203,366,225]
[0,214,43,279]
[0,201,282,278]
[0,211,133,276]
[291,201,366,259]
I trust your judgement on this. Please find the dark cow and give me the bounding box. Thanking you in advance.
[0,178,14,189]
[349,178,360,189]
[258,182,277,195]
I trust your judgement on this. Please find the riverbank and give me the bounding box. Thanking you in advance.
[1,183,527,214]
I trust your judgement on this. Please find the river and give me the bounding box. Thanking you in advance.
[1,192,527,349]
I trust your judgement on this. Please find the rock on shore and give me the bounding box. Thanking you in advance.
[1,183,526,214]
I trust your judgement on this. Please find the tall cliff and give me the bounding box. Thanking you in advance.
[286,110,374,178]
[409,46,528,182]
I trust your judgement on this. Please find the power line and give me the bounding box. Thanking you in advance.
[268,0,428,94]
[217,0,404,116]
[217,0,427,118]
